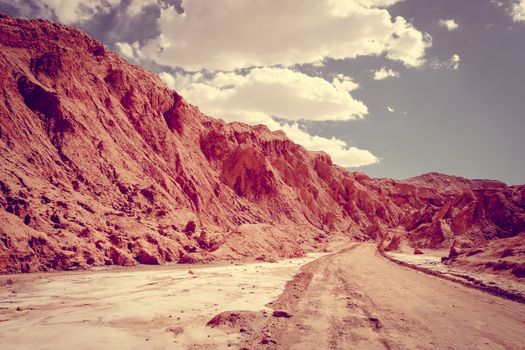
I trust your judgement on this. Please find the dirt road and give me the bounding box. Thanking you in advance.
[244,243,525,350]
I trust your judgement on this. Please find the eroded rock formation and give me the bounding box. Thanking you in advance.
[0,14,523,273]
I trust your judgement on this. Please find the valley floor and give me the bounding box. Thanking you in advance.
[0,254,322,349]
[1,244,525,350]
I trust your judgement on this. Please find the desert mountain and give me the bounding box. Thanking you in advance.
[1,14,524,273]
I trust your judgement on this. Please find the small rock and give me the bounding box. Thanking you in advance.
[135,250,160,265]
[184,220,197,234]
[166,326,184,336]
[448,245,459,258]
[272,310,292,318]
[413,248,424,255]
[501,248,514,258]
[369,317,382,329]
[512,263,525,278]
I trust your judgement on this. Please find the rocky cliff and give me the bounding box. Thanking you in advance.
[1,14,524,273]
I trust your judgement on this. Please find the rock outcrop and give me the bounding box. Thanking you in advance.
[0,14,524,273]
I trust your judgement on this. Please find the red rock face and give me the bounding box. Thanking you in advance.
[0,14,524,273]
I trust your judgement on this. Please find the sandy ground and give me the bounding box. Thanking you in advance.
[0,254,323,350]
[2,244,525,350]
[386,251,525,301]
[242,244,525,349]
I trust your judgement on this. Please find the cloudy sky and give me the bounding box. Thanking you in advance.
[2,0,524,184]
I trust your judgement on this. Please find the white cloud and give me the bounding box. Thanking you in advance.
[357,0,404,7]
[385,16,431,67]
[280,124,379,168]
[162,68,368,122]
[22,0,121,24]
[126,0,157,17]
[438,19,459,31]
[115,41,143,60]
[115,42,134,58]
[511,0,525,22]
[447,54,461,70]
[159,69,378,167]
[431,54,461,70]
[373,67,400,80]
[131,0,430,71]
[158,71,176,88]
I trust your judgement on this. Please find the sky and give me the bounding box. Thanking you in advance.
[1,0,524,184]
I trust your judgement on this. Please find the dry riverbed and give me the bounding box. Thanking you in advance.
[0,254,323,350]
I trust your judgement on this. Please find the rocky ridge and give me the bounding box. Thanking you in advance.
[0,14,524,273]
